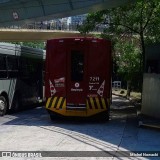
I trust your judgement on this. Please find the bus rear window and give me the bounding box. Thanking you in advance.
[71,51,84,81]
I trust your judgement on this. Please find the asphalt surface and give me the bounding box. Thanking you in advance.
[0,95,160,160]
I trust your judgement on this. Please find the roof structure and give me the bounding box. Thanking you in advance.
[0,29,85,41]
[0,0,135,27]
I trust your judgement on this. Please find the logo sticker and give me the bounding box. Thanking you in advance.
[97,80,105,97]
[75,83,80,88]
[49,80,56,96]
[54,77,65,87]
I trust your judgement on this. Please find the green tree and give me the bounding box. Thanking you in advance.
[115,41,141,96]
[78,0,160,96]
[79,0,160,72]
[12,42,45,49]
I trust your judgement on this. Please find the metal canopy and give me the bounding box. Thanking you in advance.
[0,0,135,26]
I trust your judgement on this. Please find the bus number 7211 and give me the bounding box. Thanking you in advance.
[90,77,100,82]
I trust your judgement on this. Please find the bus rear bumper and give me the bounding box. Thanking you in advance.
[47,109,109,121]
[45,96,110,118]
[46,108,109,117]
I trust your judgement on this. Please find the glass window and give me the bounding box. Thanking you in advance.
[146,60,159,73]
[71,50,84,81]
[20,57,42,79]
[0,55,6,70]
[0,55,7,78]
[19,57,30,77]
[7,56,19,78]
[7,56,18,70]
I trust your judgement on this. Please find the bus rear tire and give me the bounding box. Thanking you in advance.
[49,112,58,121]
[50,114,55,121]
[0,96,7,116]
[11,94,20,112]
[98,111,110,122]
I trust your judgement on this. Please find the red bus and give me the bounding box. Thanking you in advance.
[45,37,112,120]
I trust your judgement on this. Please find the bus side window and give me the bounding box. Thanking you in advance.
[7,56,18,78]
[71,51,84,81]
[20,57,42,80]
[20,58,29,78]
[0,55,7,78]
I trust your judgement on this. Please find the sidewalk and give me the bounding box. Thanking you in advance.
[111,95,160,159]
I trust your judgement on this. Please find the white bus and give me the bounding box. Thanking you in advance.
[0,43,45,116]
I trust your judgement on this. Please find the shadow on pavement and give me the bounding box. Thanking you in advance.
[0,95,143,154]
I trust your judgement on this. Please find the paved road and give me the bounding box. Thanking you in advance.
[0,95,160,160]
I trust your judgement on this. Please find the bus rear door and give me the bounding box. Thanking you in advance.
[66,39,87,110]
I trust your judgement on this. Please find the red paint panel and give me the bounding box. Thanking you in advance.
[87,39,111,98]
[66,39,88,104]
[45,38,112,105]
[45,39,66,98]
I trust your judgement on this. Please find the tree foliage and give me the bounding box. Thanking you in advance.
[79,0,160,70]
[115,41,141,80]
[12,41,45,49]
[78,0,160,94]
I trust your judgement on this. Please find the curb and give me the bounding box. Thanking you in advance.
[113,93,160,130]
[137,113,160,130]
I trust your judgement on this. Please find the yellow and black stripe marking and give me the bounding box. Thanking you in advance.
[46,96,109,117]
[46,96,66,109]
[86,97,107,110]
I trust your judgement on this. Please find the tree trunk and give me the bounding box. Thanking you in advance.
[127,80,131,98]
[139,31,145,100]
[140,31,145,73]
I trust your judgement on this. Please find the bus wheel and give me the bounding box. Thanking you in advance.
[0,96,7,116]
[50,114,55,121]
[49,112,58,121]
[11,94,20,112]
[99,111,110,122]
[104,112,110,121]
